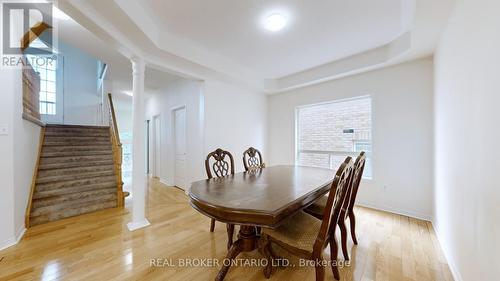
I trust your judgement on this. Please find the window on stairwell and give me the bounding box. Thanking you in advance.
[295,96,372,179]
[26,55,57,115]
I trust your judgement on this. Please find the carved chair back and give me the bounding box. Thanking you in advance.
[243,147,264,172]
[205,148,235,179]
[312,157,354,254]
[345,152,366,213]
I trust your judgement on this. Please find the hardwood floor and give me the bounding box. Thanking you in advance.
[0,178,453,281]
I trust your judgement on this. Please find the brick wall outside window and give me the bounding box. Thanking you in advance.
[296,96,372,178]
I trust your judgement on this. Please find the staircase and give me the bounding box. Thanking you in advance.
[28,124,122,226]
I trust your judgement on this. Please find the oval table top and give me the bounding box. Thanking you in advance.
[189,165,335,228]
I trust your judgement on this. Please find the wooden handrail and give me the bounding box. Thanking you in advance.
[108,93,121,145]
[107,93,125,207]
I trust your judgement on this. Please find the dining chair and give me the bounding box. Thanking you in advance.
[304,152,366,261]
[242,147,265,171]
[258,157,354,280]
[205,148,235,249]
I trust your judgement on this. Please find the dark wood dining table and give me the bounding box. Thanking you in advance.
[189,165,335,280]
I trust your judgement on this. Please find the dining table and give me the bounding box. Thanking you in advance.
[188,165,335,281]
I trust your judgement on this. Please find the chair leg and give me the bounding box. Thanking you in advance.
[348,211,358,245]
[314,258,325,281]
[338,218,349,260]
[210,219,215,232]
[329,235,340,280]
[226,224,234,250]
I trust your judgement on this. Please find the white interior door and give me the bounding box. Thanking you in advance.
[174,107,187,189]
[153,115,161,178]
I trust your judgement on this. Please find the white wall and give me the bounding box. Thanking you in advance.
[433,1,500,280]
[268,58,434,219]
[145,78,205,188]
[13,87,41,242]
[58,41,100,125]
[145,77,267,188]
[0,68,17,250]
[113,94,133,133]
[0,67,40,250]
[204,79,267,173]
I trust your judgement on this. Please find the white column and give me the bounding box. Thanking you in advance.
[127,57,150,231]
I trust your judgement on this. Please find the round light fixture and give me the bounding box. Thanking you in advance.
[264,14,287,31]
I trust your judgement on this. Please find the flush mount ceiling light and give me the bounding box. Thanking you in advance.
[264,14,287,31]
[123,91,133,96]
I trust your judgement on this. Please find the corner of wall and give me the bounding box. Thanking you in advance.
[430,218,463,281]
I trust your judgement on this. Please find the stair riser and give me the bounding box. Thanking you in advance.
[32,190,117,209]
[45,127,109,133]
[37,165,114,178]
[32,195,117,216]
[34,182,117,199]
[39,155,113,165]
[44,136,110,140]
[44,130,110,137]
[39,160,115,170]
[41,151,113,157]
[30,200,117,226]
[35,175,116,192]
[42,146,112,153]
[36,171,116,184]
[44,141,111,146]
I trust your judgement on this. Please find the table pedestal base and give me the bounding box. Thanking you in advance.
[215,225,258,281]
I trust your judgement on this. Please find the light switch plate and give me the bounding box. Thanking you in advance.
[0,125,9,135]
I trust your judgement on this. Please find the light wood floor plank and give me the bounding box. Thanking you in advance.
[0,178,453,281]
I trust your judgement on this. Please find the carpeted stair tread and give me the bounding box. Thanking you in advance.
[43,140,111,146]
[29,199,117,226]
[32,188,117,209]
[39,154,113,165]
[41,150,112,158]
[37,164,114,178]
[44,131,110,137]
[42,145,112,153]
[36,170,115,184]
[34,177,117,196]
[38,159,114,170]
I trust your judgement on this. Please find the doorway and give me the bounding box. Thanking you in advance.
[173,106,187,189]
[152,115,161,179]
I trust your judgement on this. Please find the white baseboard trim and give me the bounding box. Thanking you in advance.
[431,219,463,281]
[159,178,174,187]
[355,201,432,221]
[0,227,26,251]
[127,219,151,231]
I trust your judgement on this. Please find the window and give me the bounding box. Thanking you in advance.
[296,96,372,179]
[26,55,57,115]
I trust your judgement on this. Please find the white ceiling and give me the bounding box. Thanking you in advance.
[60,0,455,93]
[141,0,406,79]
[57,16,179,95]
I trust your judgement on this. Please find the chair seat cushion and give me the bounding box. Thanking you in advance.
[305,195,327,217]
[262,211,322,252]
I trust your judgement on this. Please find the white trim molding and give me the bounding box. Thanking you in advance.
[127,219,151,231]
[0,227,26,251]
[356,201,432,222]
[431,219,464,281]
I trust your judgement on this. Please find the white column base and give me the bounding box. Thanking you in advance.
[127,219,151,231]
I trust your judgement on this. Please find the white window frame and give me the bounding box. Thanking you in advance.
[294,95,373,179]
